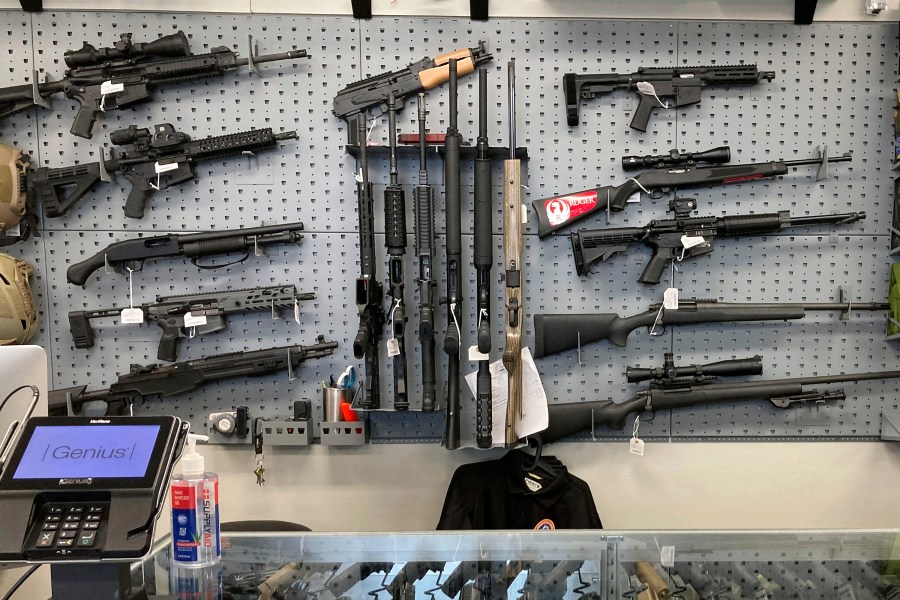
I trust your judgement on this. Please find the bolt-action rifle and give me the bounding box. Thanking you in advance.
[571,209,864,283]
[66,222,305,286]
[49,338,338,417]
[532,148,852,238]
[563,64,775,131]
[534,298,888,358]
[0,31,308,138]
[332,42,492,145]
[29,123,297,219]
[540,353,900,443]
[69,285,316,362]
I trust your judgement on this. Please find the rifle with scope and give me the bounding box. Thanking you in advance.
[414,94,437,413]
[29,122,297,220]
[622,145,731,171]
[563,64,775,131]
[532,148,852,238]
[540,353,900,443]
[0,31,308,139]
[533,298,888,358]
[66,222,306,286]
[69,285,316,362]
[48,337,338,417]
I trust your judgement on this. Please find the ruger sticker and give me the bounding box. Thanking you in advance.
[544,191,598,226]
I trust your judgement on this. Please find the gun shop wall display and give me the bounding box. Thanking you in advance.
[1,12,898,445]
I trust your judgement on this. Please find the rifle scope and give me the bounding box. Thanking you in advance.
[64,31,191,68]
[621,146,731,170]
[626,352,763,383]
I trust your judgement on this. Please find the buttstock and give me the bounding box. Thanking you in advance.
[30,163,104,218]
[66,250,109,286]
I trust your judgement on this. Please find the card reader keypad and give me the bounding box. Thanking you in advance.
[30,503,108,555]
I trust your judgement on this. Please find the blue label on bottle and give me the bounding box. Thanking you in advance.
[172,484,200,562]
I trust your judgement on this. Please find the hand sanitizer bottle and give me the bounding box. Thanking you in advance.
[170,433,220,566]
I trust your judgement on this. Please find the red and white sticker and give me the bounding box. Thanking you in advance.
[543,190,598,227]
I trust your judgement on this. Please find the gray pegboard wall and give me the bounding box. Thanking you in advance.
[0,13,898,444]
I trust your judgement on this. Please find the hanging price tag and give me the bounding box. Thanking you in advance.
[660,546,675,567]
[154,161,180,174]
[120,308,144,324]
[183,312,208,327]
[521,203,528,224]
[100,81,125,95]
[293,299,302,324]
[468,345,489,361]
[629,437,645,456]
[680,235,706,250]
[663,287,679,310]
[386,338,400,357]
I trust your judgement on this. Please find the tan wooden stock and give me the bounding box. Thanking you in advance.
[635,561,672,600]
[503,158,523,445]
[417,57,476,89]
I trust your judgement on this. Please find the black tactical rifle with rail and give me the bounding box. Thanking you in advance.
[540,353,900,443]
[29,122,297,220]
[563,64,775,131]
[69,285,316,362]
[0,31,308,138]
[533,147,852,238]
[49,338,338,417]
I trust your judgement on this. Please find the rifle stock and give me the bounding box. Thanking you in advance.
[29,162,105,218]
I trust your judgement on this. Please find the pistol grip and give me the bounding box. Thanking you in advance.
[157,328,181,362]
[629,93,656,133]
[639,250,671,285]
[123,175,156,219]
[70,101,99,139]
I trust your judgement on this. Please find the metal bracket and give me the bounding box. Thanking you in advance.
[816,144,829,181]
[247,35,259,74]
[98,147,112,183]
[839,285,853,320]
[882,409,900,441]
[31,70,50,108]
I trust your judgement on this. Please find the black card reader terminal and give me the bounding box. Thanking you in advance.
[0,415,187,562]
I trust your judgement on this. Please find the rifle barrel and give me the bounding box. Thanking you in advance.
[788,211,865,226]
[782,152,853,167]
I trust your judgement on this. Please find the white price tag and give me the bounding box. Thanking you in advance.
[629,437,645,456]
[183,312,208,327]
[680,235,706,250]
[293,299,302,324]
[120,308,144,324]
[386,337,400,357]
[468,345,489,362]
[4,223,20,237]
[520,203,528,224]
[660,546,675,567]
[626,192,641,204]
[636,81,657,96]
[100,80,125,95]
[154,161,180,174]
[663,287,679,310]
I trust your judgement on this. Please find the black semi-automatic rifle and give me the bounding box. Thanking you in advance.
[415,93,437,413]
[69,285,316,362]
[48,337,338,417]
[540,353,900,443]
[443,59,463,449]
[534,298,888,358]
[532,148,852,238]
[473,67,493,448]
[353,116,385,409]
[66,222,305,286]
[563,64,775,131]
[332,42,492,145]
[385,93,410,411]
[572,209,864,283]
[0,31,308,139]
[30,123,297,219]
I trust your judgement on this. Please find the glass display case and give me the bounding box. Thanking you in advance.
[134,530,900,599]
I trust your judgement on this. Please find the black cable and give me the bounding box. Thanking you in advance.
[0,385,38,417]
[1,564,40,600]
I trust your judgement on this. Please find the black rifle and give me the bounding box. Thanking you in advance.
[29,123,297,219]
[48,337,338,417]
[532,149,852,238]
[563,64,775,131]
[443,59,463,449]
[332,42,492,145]
[540,353,900,443]
[533,299,888,358]
[415,93,437,413]
[385,93,409,411]
[572,209,864,283]
[0,31,308,138]
[622,145,730,171]
[66,222,305,286]
[353,116,385,409]
[473,67,493,448]
[69,285,316,362]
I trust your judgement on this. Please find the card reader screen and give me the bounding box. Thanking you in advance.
[11,425,161,479]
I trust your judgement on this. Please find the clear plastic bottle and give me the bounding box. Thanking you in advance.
[170,433,220,567]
